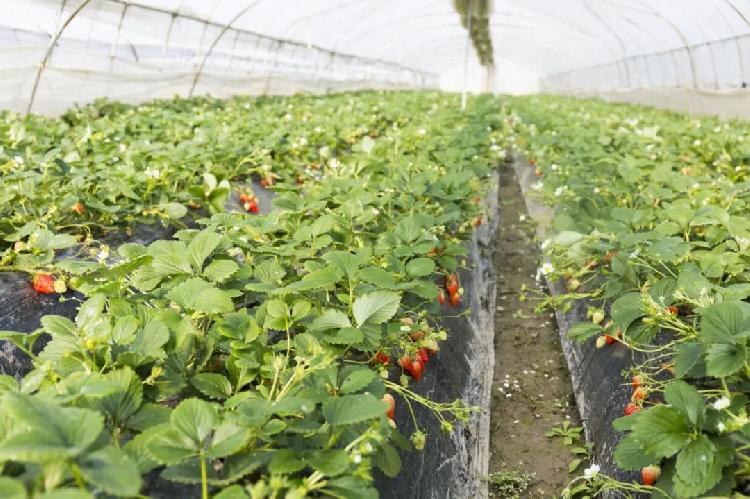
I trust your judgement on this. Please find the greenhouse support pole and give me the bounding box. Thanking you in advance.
[26,0,93,115]
[461,0,474,111]
[189,0,262,97]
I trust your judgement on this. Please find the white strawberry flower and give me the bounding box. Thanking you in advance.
[144,167,161,179]
[717,421,726,433]
[583,464,600,479]
[713,397,731,410]
[540,262,554,276]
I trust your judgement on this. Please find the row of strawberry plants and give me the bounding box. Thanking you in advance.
[0,92,412,271]
[0,91,503,498]
[503,95,750,497]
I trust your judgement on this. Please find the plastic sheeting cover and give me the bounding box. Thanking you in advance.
[3,1,750,111]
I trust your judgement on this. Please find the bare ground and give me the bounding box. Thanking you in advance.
[488,164,582,498]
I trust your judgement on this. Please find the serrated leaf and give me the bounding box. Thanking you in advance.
[706,342,746,377]
[674,342,703,378]
[171,398,218,446]
[206,422,250,458]
[340,369,376,394]
[675,434,715,485]
[162,202,187,219]
[322,251,365,278]
[307,449,350,476]
[78,445,142,496]
[567,322,603,342]
[282,266,343,292]
[131,319,169,359]
[322,394,386,425]
[632,405,691,459]
[360,267,398,288]
[269,449,306,473]
[664,380,705,426]
[610,292,644,333]
[0,477,26,499]
[146,429,197,465]
[203,259,239,282]
[89,367,143,424]
[111,315,138,345]
[700,301,750,344]
[167,278,234,314]
[614,434,655,470]
[291,300,312,321]
[310,309,351,331]
[406,257,436,277]
[41,315,77,337]
[353,291,401,327]
[188,230,221,272]
[0,394,103,461]
[253,260,285,285]
[192,373,233,400]
[325,327,365,345]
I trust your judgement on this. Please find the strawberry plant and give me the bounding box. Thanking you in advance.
[0,91,502,497]
[505,95,750,496]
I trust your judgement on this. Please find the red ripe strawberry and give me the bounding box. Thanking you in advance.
[667,305,678,315]
[32,273,56,294]
[71,202,85,215]
[437,290,446,305]
[624,403,641,416]
[398,355,413,371]
[446,274,459,295]
[239,193,249,203]
[383,393,395,420]
[408,360,423,381]
[632,387,647,401]
[604,334,616,345]
[416,348,429,365]
[641,465,661,486]
[449,292,461,307]
[244,200,259,214]
[473,216,483,227]
[374,351,390,366]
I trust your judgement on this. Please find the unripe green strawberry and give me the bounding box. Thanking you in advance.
[53,279,67,294]
[592,310,605,325]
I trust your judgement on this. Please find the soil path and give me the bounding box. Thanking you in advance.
[488,163,581,498]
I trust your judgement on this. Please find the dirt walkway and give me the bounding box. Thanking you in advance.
[487,163,582,498]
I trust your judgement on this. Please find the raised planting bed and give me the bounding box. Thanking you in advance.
[0,91,505,498]
[503,95,750,497]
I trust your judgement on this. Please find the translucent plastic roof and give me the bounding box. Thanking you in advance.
[2,0,750,113]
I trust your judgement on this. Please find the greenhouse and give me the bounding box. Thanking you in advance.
[1,0,750,498]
